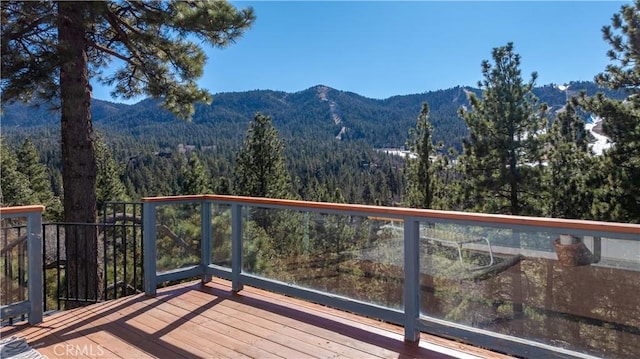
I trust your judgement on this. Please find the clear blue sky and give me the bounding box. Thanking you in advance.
[92,1,629,103]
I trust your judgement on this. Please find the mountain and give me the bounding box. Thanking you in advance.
[1,81,626,152]
[0,80,629,203]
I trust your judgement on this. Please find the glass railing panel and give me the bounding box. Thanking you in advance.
[1,221,29,308]
[211,203,232,267]
[154,203,201,273]
[418,221,640,359]
[241,206,404,309]
[545,234,639,359]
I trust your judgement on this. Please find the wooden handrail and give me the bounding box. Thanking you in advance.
[0,205,45,215]
[141,195,640,236]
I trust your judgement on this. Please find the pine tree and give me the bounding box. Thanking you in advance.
[405,103,439,209]
[16,139,50,202]
[95,135,128,210]
[182,152,210,195]
[0,144,33,207]
[459,43,547,216]
[234,113,292,199]
[544,102,594,219]
[233,113,296,256]
[16,138,62,220]
[1,1,254,306]
[579,1,640,223]
[214,176,232,195]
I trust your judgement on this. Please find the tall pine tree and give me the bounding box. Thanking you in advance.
[544,102,594,219]
[234,113,292,199]
[405,103,439,209]
[94,134,128,210]
[1,1,254,306]
[459,43,547,216]
[16,138,62,220]
[580,1,640,223]
[182,152,211,195]
[233,113,298,258]
[0,144,33,207]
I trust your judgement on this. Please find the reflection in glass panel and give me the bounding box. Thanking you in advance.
[242,206,404,309]
[155,204,201,273]
[211,204,232,267]
[419,222,640,358]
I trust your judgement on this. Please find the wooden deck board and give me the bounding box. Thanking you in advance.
[171,290,397,358]
[161,295,348,358]
[1,279,514,359]
[184,291,408,358]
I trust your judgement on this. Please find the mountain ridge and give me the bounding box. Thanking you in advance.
[1,81,626,151]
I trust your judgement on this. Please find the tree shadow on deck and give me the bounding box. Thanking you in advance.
[0,284,224,358]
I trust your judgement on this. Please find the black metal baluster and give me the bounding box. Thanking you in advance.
[83,225,88,303]
[132,203,138,292]
[56,224,62,310]
[112,206,117,300]
[122,203,128,297]
[103,205,108,301]
[42,223,47,312]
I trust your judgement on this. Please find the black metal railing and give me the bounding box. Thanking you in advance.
[1,202,143,316]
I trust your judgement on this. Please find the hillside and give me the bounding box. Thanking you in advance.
[1,80,623,153]
[0,80,629,203]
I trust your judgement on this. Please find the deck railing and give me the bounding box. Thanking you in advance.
[142,195,640,359]
[0,205,44,325]
[1,202,143,316]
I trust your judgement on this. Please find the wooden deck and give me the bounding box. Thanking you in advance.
[1,278,514,359]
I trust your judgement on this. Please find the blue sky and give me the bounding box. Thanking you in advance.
[92,1,628,103]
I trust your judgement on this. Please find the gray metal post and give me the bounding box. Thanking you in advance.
[403,217,420,342]
[27,211,43,324]
[593,236,602,263]
[201,201,212,283]
[143,202,158,296]
[231,203,243,292]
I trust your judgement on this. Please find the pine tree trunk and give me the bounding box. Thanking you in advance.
[58,3,100,309]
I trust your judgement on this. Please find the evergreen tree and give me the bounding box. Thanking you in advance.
[16,138,62,220]
[234,113,293,199]
[1,1,254,306]
[405,103,439,209]
[579,1,640,223]
[0,144,33,207]
[544,103,594,219]
[17,139,51,203]
[459,43,547,216]
[214,176,232,195]
[233,113,297,257]
[182,152,210,195]
[95,135,127,210]
[361,180,374,205]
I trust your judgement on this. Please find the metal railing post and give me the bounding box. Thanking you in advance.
[231,203,243,293]
[403,216,420,342]
[201,200,212,283]
[143,202,157,296]
[27,211,43,324]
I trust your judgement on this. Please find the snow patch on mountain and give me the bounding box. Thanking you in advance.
[586,115,612,155]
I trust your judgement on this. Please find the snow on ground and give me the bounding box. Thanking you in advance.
[378,115,612,160]
[586,115,612,156]
[377,148,417,159]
